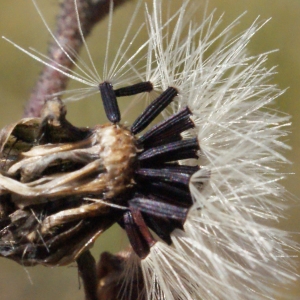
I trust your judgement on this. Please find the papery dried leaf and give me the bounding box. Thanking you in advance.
[0,118,40,169]
[0,98,137,266]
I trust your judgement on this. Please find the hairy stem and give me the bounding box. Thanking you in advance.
[77,250,98,300]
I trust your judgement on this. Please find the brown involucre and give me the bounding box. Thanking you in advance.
[0,87,199,266]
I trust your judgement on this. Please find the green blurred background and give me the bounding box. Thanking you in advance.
[0,0,299,299]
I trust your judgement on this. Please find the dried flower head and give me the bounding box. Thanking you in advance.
[0,0,298,299]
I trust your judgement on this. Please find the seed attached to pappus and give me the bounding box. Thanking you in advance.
[0,83,201,265]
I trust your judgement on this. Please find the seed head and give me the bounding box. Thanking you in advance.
[0,0,298,299]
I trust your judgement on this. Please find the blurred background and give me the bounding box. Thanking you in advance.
[0,0,299,299]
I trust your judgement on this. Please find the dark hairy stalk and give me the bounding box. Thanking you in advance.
[77,250,98,300]
[24,0,132,118]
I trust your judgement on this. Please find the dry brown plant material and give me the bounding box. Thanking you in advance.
[0,98,136,266]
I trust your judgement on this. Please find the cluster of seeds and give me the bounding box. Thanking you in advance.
[0,79,200,264]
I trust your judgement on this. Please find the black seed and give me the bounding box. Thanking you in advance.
[99,82,120,123]
[142,134,183,149]
[131,87,178,134]
[138,137,199,163]
[122,210,154,259]
[135,167,193,186]
[137,179,195,206]
[138,107,194,146]
[114,81,153,97]
[129,198,188,223]
[161,164,200,175]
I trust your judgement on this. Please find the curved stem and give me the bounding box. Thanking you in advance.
[77,250,98,300]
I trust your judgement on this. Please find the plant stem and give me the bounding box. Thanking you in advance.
[77,250,98,300]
